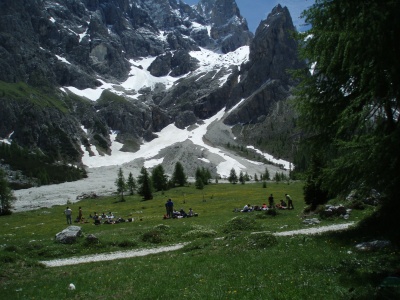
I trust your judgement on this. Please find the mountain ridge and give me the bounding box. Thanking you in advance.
[0,0,303,181]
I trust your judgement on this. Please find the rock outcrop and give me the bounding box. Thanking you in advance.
[225,4,304,125]
[55,226,82,244]
[195,0,253,53]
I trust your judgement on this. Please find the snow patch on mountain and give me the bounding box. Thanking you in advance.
[81,105,290,178]
[62,46,249,101]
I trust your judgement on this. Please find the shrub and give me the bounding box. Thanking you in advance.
[83,235,101,247]
[222,216,258,233]
[0,253,17,263]
[182,229,217,239]
[24,241,45,251]
[154,224,170,231]
[246,233,278,249]
[347,200,365,210]
[182,239,211,252]
[118,240,138,248]
[254,213,269,219]
[3,245,20,253]
[313,204,326,214]
[141,230,163,244]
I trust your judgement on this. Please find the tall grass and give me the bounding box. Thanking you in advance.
[1,182,399,299]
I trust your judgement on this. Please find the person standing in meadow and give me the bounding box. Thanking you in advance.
[78,206,83,223]
[285,194,294,210]
[268,194,274,208]
[165,198,174,218]
[64,206,72,225]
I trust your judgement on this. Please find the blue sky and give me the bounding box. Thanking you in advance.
[183,0,313,33]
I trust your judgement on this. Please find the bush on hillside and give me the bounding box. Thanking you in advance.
[222,216,258,233]
[154,224,170,231]
[246,233,278,249]
[182,229,217,239]
[141,230,163,244]
[117,240,138,248]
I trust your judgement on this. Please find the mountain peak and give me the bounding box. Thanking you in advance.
[271,4,285,14]
[196,0,253,53]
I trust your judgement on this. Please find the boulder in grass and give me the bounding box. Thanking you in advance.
[303,218,321,225]
[85,234,99,244]
[55,226,82,244]
[355,240,391,252]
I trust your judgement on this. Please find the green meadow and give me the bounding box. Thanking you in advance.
[1,182,399,299]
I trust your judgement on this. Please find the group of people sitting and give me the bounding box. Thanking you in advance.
[163,208,198,219]
[89,212,134,225]
[239,200,289,212]
[238,193,294,212]
[164,198,199,219]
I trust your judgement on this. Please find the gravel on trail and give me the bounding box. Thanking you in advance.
[40,243,188,267]
[273,222,355,236]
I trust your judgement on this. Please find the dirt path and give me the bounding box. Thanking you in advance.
[40,222,355,267]
[273,222,354,236]
[40,243,188,267]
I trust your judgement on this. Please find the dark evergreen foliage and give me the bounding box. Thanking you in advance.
[244,172,250,181]
[195,167,212,187]
[151,165,168,192]
[0,142,87,189]
[295,0,400,214]
[239,171,245,184]
[263,167,270,180]
[137,167,153,200]
[126,172,136,195]
[115,168,126,201]
[228,168,238,184]
[0,169,15,215]
[303,154,329,210]
[195,175,204,190]
[172,162,187,187]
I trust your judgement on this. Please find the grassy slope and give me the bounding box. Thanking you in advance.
[0,81,69,112]
[0,182,399,299]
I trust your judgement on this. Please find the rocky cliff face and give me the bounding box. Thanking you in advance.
[224,4,304,125]
[195,0,253,53]
[222,5,305,159]
[0,0,302,171]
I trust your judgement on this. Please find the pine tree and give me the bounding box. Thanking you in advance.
[126,172,136,195]
[254,173,259,182]
[274,172,281,183]
[228,168,238,184]
[195,168,203,187]
[151,165,168,191]
[244,172,250,181]
[195,167,212,186]
[195,175,204,190]
[115,168,126,201]
[38,169,49,186]
[172,162,187,187]
[295,0,400,226]
[263,167,270,180]
[137,167,153,200]
[303,154,329,210]
[0,169,16,215]
[202,167,212,185]
[239,171,245,184]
